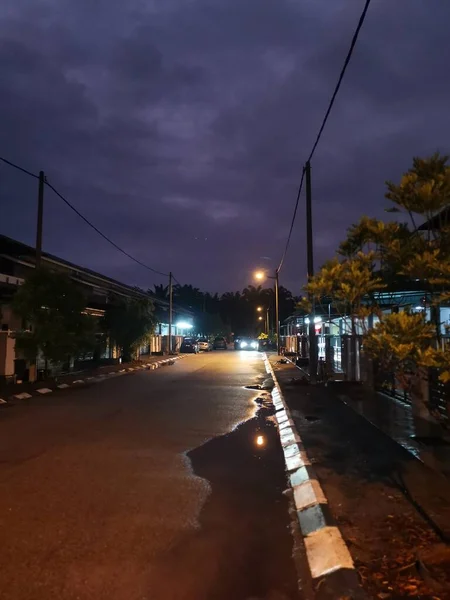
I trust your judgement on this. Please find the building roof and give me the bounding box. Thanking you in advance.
[0,234,192,317]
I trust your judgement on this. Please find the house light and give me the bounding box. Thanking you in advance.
[176,321,193,329]
[304,316,322,324]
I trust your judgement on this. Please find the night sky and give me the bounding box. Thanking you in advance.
[1,1,449,294]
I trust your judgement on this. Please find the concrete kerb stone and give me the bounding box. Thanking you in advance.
[2,354,189,408]
[263,353,361,595]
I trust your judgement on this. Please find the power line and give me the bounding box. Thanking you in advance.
[277,0,372,273]
[277,167,305,273]
[45,180,169,277]
[0,156,40,180]
[0,154,171,278]
[307,0,372,163]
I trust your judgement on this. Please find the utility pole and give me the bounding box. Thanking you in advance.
[275,270,280,355]
[36,170,45,268]
[168,272,173,355]
[305,161,317,382]
[266,307,270,336]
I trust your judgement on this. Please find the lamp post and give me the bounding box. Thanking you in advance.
[254,269,280,354]
[257,306,270,335]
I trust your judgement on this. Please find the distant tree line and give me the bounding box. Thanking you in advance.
[152,282,299,338]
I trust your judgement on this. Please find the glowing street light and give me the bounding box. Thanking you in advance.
[256,306,263,312]
[258,316,263,321]
[253,268,280,354]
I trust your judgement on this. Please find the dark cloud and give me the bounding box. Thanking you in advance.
[1,0,450,295]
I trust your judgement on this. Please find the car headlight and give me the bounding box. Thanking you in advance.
[251,342,258,349]
[240,341,248,348]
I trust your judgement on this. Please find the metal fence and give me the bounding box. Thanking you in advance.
[374,363,450,423]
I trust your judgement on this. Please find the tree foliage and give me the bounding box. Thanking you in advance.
[13,268,96,364]
[104,296,156,361]
[303,153,450,394]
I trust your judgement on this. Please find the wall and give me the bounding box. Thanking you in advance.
[0,332,16,377]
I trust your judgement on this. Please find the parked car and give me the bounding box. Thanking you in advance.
[213,336,227,350]
[197,338,212,352]
[236,337,259,350]
[180,337,199,353]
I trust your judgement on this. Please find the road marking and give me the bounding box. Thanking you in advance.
[72,380,84,384]
[13,392,33,400]
[36,388,53,394]
[57,383,70,389]
[0,398,7,404]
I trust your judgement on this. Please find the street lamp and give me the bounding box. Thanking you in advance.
[253,269,280,355]
[256,306,269,334]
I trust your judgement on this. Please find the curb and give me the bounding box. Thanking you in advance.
[263,354,367,599]
[0,355,188,408]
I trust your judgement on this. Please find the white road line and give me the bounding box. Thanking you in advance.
[36,388,53,394]
[0,398,7,404]
[57,383,70,389]
[72,380,84,384]
[13,392,33,400]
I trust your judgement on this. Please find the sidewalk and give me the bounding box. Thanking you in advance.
[0,354,180,403]
[269,354,450,598]
[332,382,450,478]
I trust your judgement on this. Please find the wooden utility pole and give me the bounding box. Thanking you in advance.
[36,170,45,267]
[275,270,280,354]
[168,272,173,355]
[305,161,317,382]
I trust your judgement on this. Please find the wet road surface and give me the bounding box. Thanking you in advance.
[0,351,300,600]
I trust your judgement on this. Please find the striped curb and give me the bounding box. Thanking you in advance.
[263,354,366,599]
[0,355,187,407]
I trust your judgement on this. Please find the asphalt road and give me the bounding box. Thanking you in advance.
[0,351,301,600]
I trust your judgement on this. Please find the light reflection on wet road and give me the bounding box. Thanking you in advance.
[0,351,300,600]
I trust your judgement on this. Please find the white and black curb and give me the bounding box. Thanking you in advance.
[0,355,188,407]
[263,354,366,598]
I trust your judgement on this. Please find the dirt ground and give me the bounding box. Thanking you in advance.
[270,358,450,600]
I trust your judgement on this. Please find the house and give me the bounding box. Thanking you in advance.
[0,235,193,382]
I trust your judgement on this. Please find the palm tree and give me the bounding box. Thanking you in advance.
[151,284,169,301]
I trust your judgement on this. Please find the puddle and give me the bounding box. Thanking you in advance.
[304,416,320,423]
[184,407,300,599]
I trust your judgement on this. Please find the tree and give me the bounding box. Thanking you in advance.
[104,296,156,361]
[151,283,168,301]
[304,252,385,379]
[13,268,96,367]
